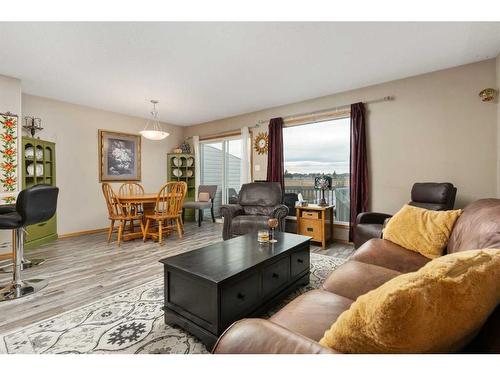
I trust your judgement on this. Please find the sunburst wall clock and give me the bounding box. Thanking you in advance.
[254,132,269,155]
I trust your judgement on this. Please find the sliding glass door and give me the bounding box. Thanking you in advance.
[200,137,242,218]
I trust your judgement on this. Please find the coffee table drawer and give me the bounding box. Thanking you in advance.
[221,272,260,326]
[262,256,290,297]
[291,249,310,278]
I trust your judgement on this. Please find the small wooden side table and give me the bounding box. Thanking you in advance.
[295,204,334,249]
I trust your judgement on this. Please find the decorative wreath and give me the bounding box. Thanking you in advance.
[254,132,269,155]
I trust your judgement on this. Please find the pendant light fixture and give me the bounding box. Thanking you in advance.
[140,100,169,140]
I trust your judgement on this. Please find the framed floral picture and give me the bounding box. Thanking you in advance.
[99,130,141,182]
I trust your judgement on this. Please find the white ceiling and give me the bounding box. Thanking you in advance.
[0,22,499,126]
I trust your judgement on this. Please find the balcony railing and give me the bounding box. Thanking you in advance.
[284,186,350,223]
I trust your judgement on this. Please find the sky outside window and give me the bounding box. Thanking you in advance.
[283,118,350,175]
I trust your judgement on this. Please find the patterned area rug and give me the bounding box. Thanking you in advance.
[0,253,346,354]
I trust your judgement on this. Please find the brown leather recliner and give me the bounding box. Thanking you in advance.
[213,198,500,354]
[354,182,457,249]
[220,182,289,241]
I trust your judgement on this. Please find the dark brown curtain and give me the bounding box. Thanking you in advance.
[349,102,368,241]
[266,117,285,191]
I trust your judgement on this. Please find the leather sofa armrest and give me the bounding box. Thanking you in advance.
[270,204,289,231]
[220,204,244,240]
[356,212,392,225]
[271,204,289,218]
[212,318,339,354]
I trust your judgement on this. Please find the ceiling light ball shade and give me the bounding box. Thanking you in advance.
[140,100,170,141]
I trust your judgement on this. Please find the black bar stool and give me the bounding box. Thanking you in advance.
[0,204,46,272]
[0,184,59,302]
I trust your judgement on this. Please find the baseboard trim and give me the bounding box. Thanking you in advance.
[59,227,108,239]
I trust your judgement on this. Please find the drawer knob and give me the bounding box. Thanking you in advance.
[297,258,304,264]
[237,292,245,300]
[306,227,313,232]
[272,272,279,279]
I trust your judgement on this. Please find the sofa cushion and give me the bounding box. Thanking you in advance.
[319,249,500,353]
[243,205,275,216]
[382,204,462,259]
[351,239,430,273]
[270,289,353,342]
[230,215,270,235]
[448,198,500,254]
[322,260,402,300]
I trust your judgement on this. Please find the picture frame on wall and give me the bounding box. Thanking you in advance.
[99,130,141,182]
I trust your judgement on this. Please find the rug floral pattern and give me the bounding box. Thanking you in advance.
[0,253,345,354]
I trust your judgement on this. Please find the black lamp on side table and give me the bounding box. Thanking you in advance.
[314,175,332,206]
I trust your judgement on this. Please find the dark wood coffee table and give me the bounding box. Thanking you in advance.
[159,232,311,350]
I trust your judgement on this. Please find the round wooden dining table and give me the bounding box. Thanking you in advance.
[116,193,158,241]
[116,193,183,241]
[117,193,158,212]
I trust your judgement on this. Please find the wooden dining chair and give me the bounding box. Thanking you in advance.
[118,181,145,232]
[119,182,145,212]
[142,181,187,244]
[119,182,144,196]
[102,183,144,246]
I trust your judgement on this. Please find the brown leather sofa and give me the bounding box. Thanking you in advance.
[213,199,500,354]
[354,182,457,249]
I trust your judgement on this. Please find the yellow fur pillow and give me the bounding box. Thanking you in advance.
[319,249,500,353]
[383,204,462,259]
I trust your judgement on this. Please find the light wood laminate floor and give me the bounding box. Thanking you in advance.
[0,222,353,335]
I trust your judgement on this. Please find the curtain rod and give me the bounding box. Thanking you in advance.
[185,95,394,139]
[254,95,394,127]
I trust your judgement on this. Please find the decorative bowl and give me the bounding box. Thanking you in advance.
[187,157,194,167]
[173,168,182,177]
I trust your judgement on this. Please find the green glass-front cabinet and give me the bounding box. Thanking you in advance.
[22,137,57,249]
[167,153,196,221]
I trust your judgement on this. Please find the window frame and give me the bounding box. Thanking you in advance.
[282,112,351,225]
[199,134,244,210]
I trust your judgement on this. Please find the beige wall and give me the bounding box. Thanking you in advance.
[0,74,21,116]
[22,94,184,235]
[186,60,498,218]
